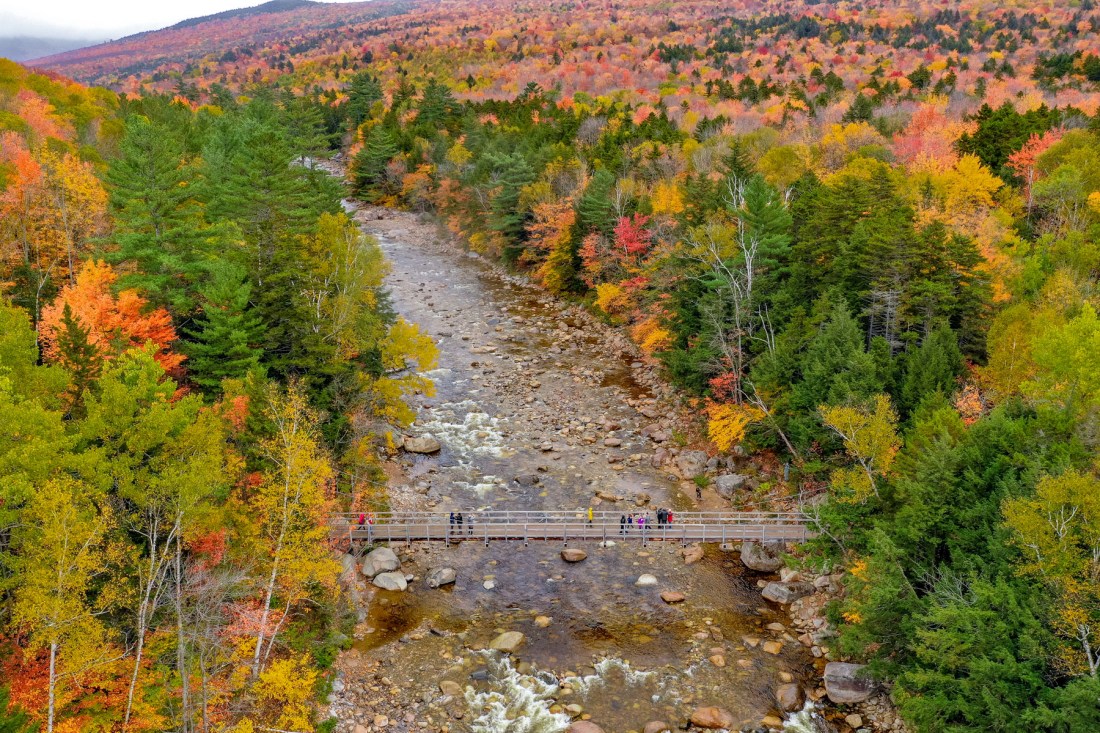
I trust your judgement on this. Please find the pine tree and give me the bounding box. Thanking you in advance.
[353,126,399,199]
[577,169,616,235]
[416,78,457,130]
[55,303,101,416]
[345,73,383,129]
[184,263,264,393]
[488,152,536,246]
[106,115,218,313]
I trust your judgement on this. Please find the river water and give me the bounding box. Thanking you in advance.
[328,201,829,733]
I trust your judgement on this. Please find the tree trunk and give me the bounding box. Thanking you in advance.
[176,531,191,733]
[48,640,58,733]
[252,549,281,678]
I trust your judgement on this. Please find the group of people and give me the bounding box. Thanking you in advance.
[618,508,674,533]
[448,511,474,535]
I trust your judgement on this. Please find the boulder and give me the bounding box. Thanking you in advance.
[634,573,658,587]
[775,683,804,712]
[404,434,441,453]
[740,541,784,572]
[568,723,605,733]
[360,547,401,578]
[372,572,407,591]
[676,450,709,479]
[824,662,876,704]
[339,553,358,584]
[439,680,463,697]
[489,631,526,653]
[713,473,748,499]
[560,548,588,563]
[761,581,815,604]
[426,567,456,588]
[660,591,686,604]
[682,544,704,565]
[689,707,735,729]
[514,474,540,487]
[643,723,671,733]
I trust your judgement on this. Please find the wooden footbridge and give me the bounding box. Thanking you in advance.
[332,510,813,548]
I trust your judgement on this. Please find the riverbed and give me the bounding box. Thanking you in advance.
[327,202,827,733]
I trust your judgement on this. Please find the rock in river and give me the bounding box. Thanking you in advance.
[761,581,814,604]
[643,723,671,733]
[372,572,408,591]
[660,591,685,604]
[568,723,605,733]
[403,434,441,453]
[824,662,876,703]
[634,573,658,587]
[489,631,526,653]
[561,548,588,563]
[689,706,735,729]
[775,682,804,712]
[740,541,784,572]
[360,547,400,578]
[426,567,456,588]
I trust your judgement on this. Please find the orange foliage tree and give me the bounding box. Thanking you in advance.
[39,260,185,376]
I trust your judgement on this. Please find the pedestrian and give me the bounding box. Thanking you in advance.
[667,510,674,525]
[367,512,375,526]
[467,513,474,536]
[619,514,627,534]
[449,512,455,526]
[637,514,645,530]
[587,506,594,524]
[657,508,666,526]
[696,484,702,500]
[358,512,366,528]
[456,512,464,530]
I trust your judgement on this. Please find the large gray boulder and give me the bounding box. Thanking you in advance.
[360,547,401,578]
[740,541,784,572]
[676,450,709,479]
[404,434,442,453]
[713,473,748,499]
[372,571,408,591]
[426,567,456,588]
[775,682,804,712]
[824,662,877,703]
[761,581,815,604]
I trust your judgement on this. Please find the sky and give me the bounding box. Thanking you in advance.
[0,0,362,39]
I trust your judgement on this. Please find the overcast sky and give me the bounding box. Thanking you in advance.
[0,0,362,39]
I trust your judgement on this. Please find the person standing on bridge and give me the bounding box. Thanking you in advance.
[467,512,474,536]
[449,512,455,528]
[456,512,464,531]
[358,513,366,528]
[620,514,627,534]
[587,506,594,524]
[666,510,674,525]
[656,508,665,527]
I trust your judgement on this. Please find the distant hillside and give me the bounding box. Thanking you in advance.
[0,36,101,61]
[34,0,412,87]
[164,0,320,31]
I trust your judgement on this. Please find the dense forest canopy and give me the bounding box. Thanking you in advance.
[2,0,1100,730]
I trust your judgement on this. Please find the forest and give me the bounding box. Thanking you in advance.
[0,58,436,732]
[3,0,1100,730]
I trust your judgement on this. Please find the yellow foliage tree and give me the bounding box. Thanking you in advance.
[819,394,900,502]
[237,656,319,733]
[1004,469,1100,677]
[362,317,439,427]
[630,316,672,354]
[650,180,685,217]
[706,402,764,452]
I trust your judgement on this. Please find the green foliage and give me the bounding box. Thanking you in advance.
[184,262,264,393]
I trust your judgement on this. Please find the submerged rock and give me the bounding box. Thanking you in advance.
[689,706,735,729]
[488,631,526,653]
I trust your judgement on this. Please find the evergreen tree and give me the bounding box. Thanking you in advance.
[184,263,264,393]
[106,115,219,313]
[352,126,399,199]
[738,174,792,290]
[416,78,458,131]
[488,152,536,246]
[346,72,383,128]
[898,325,964,418]
[577,169,617,236]
[55,304,101,417]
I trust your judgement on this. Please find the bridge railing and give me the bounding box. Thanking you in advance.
[329,509,813,547]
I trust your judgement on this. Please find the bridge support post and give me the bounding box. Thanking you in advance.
[524,524,528,547]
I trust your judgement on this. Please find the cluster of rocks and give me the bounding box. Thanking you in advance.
[737,540,909,733]
[353,547,457,593]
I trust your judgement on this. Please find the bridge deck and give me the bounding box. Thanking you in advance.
[332,510,813,546]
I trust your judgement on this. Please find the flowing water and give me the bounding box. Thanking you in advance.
[329,200,827,732]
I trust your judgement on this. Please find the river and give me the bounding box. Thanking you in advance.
[326,198,831,733]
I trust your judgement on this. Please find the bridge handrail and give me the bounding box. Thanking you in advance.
[330,509,810,527]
